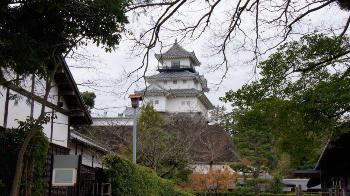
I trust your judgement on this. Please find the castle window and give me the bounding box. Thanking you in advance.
[155,100,159,104]
[186,101,191,106]
[173,80,177,84]
[183,80,187,84]
[164,81,167,85]
[171,60,180,68]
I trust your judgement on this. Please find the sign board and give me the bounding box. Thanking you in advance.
[52,155,80,187]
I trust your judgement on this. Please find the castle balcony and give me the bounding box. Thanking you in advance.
[157,64,196,73]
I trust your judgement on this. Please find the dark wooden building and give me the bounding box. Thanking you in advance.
[306,132,350,194]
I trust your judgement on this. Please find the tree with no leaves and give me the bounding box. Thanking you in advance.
[126,0,350,81]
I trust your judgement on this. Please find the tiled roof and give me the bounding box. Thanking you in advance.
[147,71,198,80]
[123,107,141,117]
[146,71,209,92]
[70,130,110,152]
[137,88,200,96]
[155,42,201,66]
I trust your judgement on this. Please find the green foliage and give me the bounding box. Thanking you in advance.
[103,153,193,196]
[137,104,164,130]
[234,109,276,168]
[0,120,49,195]
[0,0,129,80]
[81,91,96,111]
[222,34,350,169]
[137,104,191,182]
[269,175,283,194]
[209,105,234,134]
[229,108,276,195]
[195,190,298,196]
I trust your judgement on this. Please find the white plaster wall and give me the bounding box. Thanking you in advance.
[157,79,201,90]
[143,96,167,112]
[92,117,133,126]
[81,148,93,167]
[6,90,31,128]
[162,58,191,67]
[34,78,65,107]
[196,99,208,117]
[4,92,65,146]
[33,102,51,137]
[142,96,208,115]
[20,75,34,92]
[52,112,69,147]
[0,81,70,148]
[0,87,6,126]
[68,142,103,168]
[166,97,201,113]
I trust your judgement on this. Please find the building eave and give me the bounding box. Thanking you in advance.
[55,56,92,124]
[197,93,214,110]
[70,130,110,153]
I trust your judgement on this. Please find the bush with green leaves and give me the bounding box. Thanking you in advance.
[103,153,193,196]
[195,191,301,196]
[0,121,48,196]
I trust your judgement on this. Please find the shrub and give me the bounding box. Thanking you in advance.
[103,153,193,196]
[190,168,237,192]
[0,125,48,196]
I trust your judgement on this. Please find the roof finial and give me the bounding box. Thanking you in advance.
[175,38,177,44]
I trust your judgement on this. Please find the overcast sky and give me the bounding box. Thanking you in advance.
[66,1,349,117]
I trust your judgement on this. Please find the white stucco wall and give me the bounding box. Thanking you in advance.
[92,117,133,126]
[143,96,167,112]
[162,58,191,67]
[0,75,70,148]
[0,87,7,126]
[196,99,208,117]
[166,97,201,113]
[143,95,208,116]
[7,90,32,128]
[68,142,103,168]
[155,79,202,91]
[52,112,69,147]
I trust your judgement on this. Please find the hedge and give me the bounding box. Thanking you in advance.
[0,125,48,196]
[195,192,318,196]
[103,153,193,196]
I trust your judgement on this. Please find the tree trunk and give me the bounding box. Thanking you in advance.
[10,125,42,196]
[253,164,261,196]
[10,77,53,196]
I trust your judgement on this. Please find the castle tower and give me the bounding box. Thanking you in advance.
[137,40,214,117]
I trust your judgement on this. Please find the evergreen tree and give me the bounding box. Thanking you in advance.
[137,104,190,182]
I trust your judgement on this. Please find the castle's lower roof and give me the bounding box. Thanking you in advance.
[146,71,209,92]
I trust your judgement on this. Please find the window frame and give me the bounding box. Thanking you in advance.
[171,60,181,67]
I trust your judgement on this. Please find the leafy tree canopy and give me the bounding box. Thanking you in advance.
[0,0,129,80]
[222,34,350,169]
[81,91,96,111]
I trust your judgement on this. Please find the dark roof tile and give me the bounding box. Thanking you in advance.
[155,42,201,66]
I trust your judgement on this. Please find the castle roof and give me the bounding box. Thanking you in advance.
[155,41,201,66]
[146,71,209,92]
